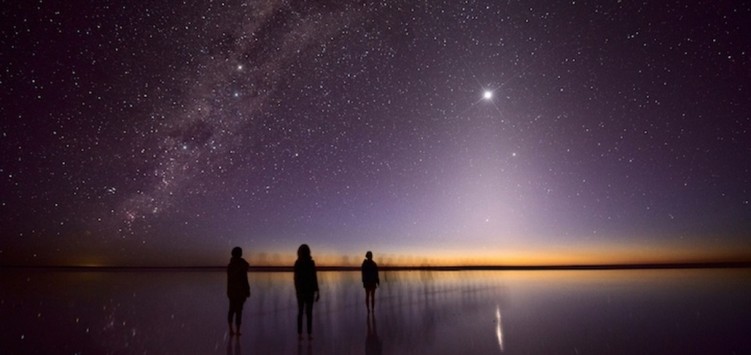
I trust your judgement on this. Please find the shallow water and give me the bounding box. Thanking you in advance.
[1,268,749,354]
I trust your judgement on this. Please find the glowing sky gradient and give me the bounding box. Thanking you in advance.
[2,1,750,266]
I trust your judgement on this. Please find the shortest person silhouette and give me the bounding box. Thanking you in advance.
[227,247,251,336]
[361,251,380,313]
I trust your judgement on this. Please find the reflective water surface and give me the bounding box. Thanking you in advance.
[1,269,749,354]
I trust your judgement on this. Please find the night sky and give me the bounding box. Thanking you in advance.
[2,1,750,266]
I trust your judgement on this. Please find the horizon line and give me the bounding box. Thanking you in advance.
[2,261,750,271]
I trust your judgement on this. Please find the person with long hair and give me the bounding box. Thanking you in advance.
[294,244,319,340]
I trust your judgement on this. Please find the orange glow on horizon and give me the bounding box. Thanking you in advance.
[244,240,751,268]
[38,235,751,268]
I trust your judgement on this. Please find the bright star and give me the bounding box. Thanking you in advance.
[483,90,493,100]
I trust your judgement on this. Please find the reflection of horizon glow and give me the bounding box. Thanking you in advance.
[3,269,748,353]
[496,305,504,352]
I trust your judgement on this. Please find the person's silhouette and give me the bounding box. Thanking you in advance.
[361,251,380,313]
[294,244,319,340]
[227,246,251,336]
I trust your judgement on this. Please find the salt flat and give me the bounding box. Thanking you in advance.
[1,268,749,354]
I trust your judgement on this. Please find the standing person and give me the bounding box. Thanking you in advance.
[294,244,320,340]
[227,247,251,336]
[361,251,380,313]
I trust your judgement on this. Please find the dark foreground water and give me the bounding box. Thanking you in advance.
[1,268,749,354]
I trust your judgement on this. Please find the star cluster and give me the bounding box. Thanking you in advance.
[1,1,750,265]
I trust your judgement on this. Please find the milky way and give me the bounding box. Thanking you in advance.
[2,1,750,265]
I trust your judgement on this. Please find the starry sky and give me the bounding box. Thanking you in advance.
[2,1,750,267]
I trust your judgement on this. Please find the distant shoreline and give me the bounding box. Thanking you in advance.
[2,262,750,272]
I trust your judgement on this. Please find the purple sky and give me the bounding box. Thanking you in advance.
[2,1,750,266]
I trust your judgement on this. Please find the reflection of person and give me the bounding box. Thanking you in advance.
[361,251,380,313]
[226,335,241,355]
[294,244,320,340]
[366,313,383,355]
[227,247,251,336]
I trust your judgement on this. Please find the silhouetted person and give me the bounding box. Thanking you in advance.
[227,246,250,336]
[294,244,319,340]
[361,251,380,312]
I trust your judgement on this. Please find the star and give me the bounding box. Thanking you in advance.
[2,0,748,268]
